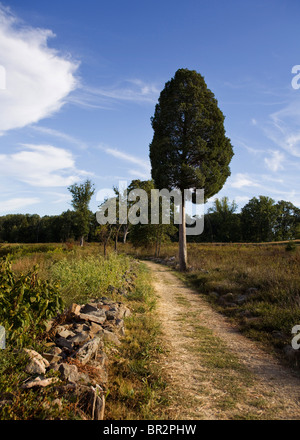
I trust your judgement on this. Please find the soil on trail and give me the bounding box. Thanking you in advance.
[145,261,300,420]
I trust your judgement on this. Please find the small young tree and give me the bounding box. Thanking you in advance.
[150,68,234,270]
[68,179,95,246]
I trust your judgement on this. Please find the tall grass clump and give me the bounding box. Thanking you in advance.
[50,252,132,305]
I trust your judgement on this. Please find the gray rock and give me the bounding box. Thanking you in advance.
[81,303,98,314]
[89,322,104,336]
[102,330,120,345]
[76,337,101,365]
[236,294,247,305]
[79,313,106,325]
[56,325,76,339]
[68,331,90,345]
[117,305,131,319]
[42,352,62,365]
[59,363,80,383]
[105,310,117,321]
[21,376,59,389]
[67,303,81,318]
[24,349,50,375]
[56,337,74,351]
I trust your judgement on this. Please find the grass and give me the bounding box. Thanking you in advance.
[0,244,169,420]
[130,242,300,360]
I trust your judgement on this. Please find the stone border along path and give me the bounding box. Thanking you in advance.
[145,261,300,420]
[20,298,132,420]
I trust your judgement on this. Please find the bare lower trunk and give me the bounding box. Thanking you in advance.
[123,225,129,243]
[179,197,187,271]
[80,236,84,247]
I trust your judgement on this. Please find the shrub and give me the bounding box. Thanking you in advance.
[0,257,64,346]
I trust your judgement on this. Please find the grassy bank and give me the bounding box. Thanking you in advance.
[0,244,169,420]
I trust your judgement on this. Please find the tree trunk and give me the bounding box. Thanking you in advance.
[179,196,187,271]
[80,236,84,247]
[123,225,129,243]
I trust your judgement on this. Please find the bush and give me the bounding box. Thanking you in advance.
[285,241,297,252]
[0,257,64,346]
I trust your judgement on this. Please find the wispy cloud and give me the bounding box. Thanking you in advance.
[100,144,151,172]
[263,99,300,158]
[0,5,79,134]
[229,173,261,189]
[128,169,150,179]
[264,150,285,172]
[31,126,87,150]
[0,144,91,187]
[76,79,160,108]
[0,197,40,214]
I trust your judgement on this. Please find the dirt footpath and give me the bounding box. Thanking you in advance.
[145,261,300,420]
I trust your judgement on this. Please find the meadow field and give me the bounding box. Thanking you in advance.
[0,240,299,419]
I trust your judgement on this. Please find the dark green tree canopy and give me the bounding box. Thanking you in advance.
[150,68,234,200]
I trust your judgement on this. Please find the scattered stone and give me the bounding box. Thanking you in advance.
[67,303,81,318]
[68,331,90,345]
[56,336,73,351]
[102,330,120,345]
[81,303,98,314]
[208,292,219,301]
[76,337,102,365]
[43,352,62,365]
[89,322,104,336]
[21,376,59,389]
[105,310,118,321]
[79,313,106,325]
[236,294,248,305]
[24,349,50,375]
[56,325,76,339]
[59,363,80,383]
[21,284,133,421]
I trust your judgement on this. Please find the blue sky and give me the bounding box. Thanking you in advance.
[0,0,300,216]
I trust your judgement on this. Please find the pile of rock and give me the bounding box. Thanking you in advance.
[21,297,131,420]
[210,287,259,308]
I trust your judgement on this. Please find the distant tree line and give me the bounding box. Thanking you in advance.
[0,210,99,244]
[0,191,299,245]
[191,195,300,243]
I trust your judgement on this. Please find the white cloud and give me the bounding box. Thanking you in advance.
[0,197,40,214]
[129,169,150,179]
[32,126,87,150]
[0,5,78,133]
[0,144,90,187]
[264,100,300,158]
[100,145,151,172]
[230,173,261,189]
[79,79,160,107]
[235,195,250,204]
[264,150,285,172]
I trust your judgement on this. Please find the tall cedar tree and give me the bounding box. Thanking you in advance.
[68,180,95,246]
[150,69,234,270]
